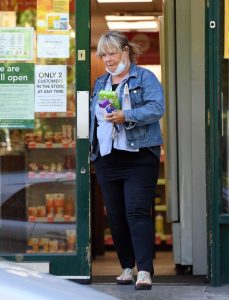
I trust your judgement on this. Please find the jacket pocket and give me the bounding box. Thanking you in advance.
[126,125,146,141]
[129,85,143,106]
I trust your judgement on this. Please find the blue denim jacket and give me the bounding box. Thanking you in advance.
[90,63,165,161]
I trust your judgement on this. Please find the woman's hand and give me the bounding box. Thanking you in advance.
[105,110,125,124]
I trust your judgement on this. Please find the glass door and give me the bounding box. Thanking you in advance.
[0,0,90,278]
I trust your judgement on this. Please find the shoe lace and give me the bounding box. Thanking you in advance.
[123,268,132,276]
[118,268,133,280]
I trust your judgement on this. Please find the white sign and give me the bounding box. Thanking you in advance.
[37,34,69,58]
[0,27,34,61]
[35,65,67,112]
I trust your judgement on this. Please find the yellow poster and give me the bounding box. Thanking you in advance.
[37,0,69,34]
[224,0,229,58]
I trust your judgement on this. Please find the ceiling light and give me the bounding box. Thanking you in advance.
[97,0,152,3]
[107,21,158,31]
[105,15,155,21]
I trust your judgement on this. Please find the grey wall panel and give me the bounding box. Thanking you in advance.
[191,0,207,275]
[176,0,193,266]
[163,0,179,222]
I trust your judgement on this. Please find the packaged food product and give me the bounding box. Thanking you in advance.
[67,125,72,142]
[64,155,74,170]
[28,162,39,172]
[56,162,63,173]
[54,132,62,143]
[45,131,53,142]
[34,131,42,143]
[24,132,34,144]
[58,240,66,252]
[54,193,65,217]
[155,213,164,235]
[38,238,49,253]
[45,193,54,216]
[65,197,74,216]
[41,164,50,172]
[28,206,37,217]
[50,163,56,172]
[37,206,46,218]
[66,230,76,252]
[28,238,39,252]
[49,240,58,252]
[98,90,120,113]
[62,125,67,143]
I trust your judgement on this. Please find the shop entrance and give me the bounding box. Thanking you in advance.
[91,0,207,283]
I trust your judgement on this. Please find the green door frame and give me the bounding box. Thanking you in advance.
[75,0,91,280]
[2,0,91,280]
[206,0,229,286]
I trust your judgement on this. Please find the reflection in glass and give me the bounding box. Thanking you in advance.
[221,4,229,213]
[0,1,77,254]
[222,98,229,213]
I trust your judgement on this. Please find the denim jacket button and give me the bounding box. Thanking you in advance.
[134,90,137,93]
[131,143,134,147]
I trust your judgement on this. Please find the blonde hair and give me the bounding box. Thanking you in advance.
[96,31,141,63]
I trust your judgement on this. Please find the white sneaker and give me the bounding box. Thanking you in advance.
[116,268,134,285]
[135,271,152,290]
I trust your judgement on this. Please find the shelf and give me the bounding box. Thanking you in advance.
[27,171,75,181]
[28,142,76,149]
[35,111,75,118]
[28,215,76,223]
[155,233,173,245]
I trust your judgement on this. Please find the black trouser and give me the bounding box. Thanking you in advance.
[94,148,159,274]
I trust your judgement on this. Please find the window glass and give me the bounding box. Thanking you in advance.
[0,0,77,254]
[221,2,229,213]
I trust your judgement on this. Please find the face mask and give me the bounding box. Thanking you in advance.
[106,50,128,76]
[106,61,127,76]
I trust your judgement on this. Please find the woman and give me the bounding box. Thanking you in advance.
[90,31,164,290]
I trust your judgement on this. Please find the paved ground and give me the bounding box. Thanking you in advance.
[89,283,229,300]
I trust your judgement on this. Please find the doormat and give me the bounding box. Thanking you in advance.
[92,275,208,285]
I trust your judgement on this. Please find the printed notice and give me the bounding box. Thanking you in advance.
[37,0,69,34]
[37,0,69,58]
[0,63,34,128]
[0,27,34,61]
[46,13,69,31]
[37,34,69,58]
[35,65,67,112]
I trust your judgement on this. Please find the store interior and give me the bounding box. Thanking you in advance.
[90,0,176,279]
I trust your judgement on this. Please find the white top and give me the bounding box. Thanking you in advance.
[95,74,139,156]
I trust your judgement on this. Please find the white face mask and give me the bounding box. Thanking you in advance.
[106,60,127,76]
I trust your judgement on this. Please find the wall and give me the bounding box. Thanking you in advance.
[91,51,105,88]
[176,0,207,274]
